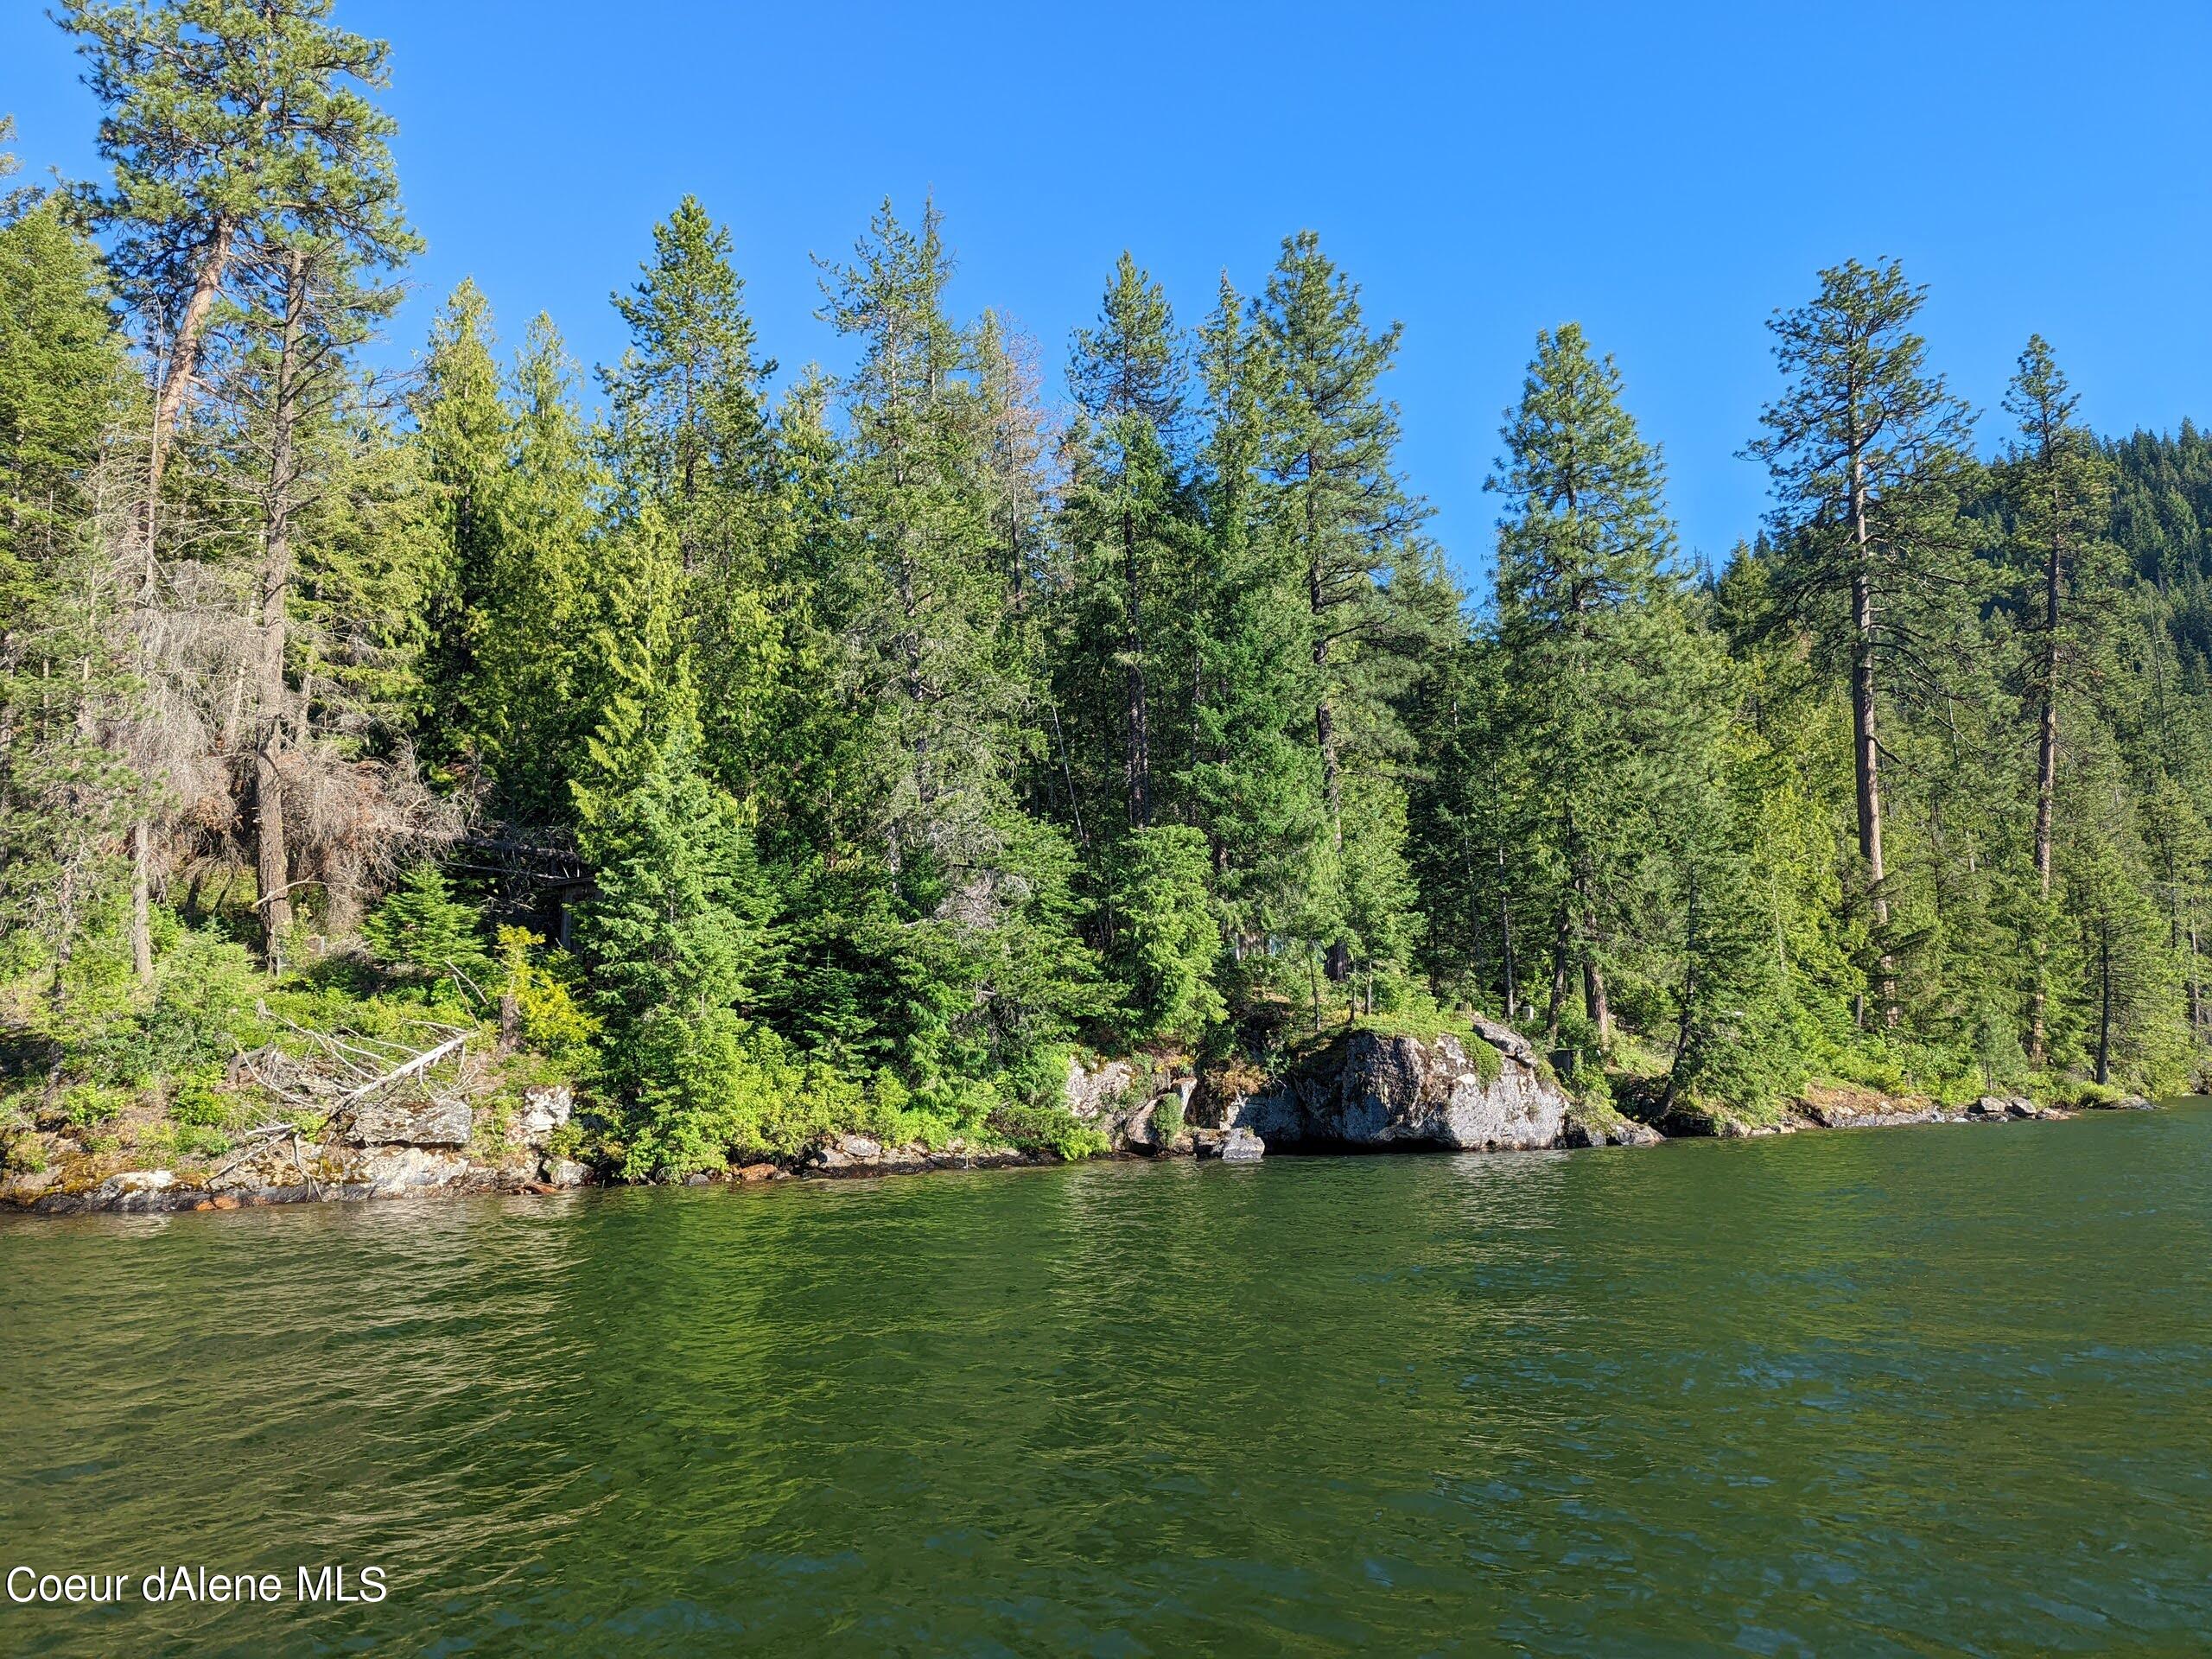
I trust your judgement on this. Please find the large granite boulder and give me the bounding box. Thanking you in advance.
[1219,1022,1570,1152]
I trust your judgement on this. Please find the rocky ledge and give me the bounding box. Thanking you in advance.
[5,1084,594,1217]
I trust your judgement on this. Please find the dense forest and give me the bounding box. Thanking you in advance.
[5,0,2210,1181]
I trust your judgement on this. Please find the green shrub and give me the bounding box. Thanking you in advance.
[988,1097,1109,1160]
[167,1069,232,1128]
[60,1084,130,1130]
[496,926,600,1060]
[1465,1033,1503,1086]
[365,866,494,1001]
[1153,1088,1186,1147]
[0,1128,47,1175]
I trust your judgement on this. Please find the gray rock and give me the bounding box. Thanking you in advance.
[2,1168,57,1202]
[541,1155,592,1188]
[1219,1126,1266,1163]
[1565,1113,1664,1148]
[517,1084,573,1145]
[1065,1056,1135,1120]
[350,1096,474,1148]
[1118,1098,1161,1152]
[805,1133,886,1173]
[351,1145,470,1196]
[92,1169,177,1211]
[1229,1029,1568,1152]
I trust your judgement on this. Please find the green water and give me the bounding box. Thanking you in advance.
[3,1105,2209,1656]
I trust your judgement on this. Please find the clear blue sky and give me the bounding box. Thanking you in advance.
[6,0,2209,590]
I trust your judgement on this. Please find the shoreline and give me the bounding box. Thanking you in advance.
[1,1083,2161,1220]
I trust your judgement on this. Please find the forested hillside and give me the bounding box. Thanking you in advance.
[4,1,2208,1183]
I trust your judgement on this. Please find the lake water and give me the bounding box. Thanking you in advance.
[3,1103,2209,1656]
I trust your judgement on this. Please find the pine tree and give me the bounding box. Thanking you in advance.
[1489,322,1729,1059]
[1999,337,2121,1063]
[0,188,138,1004]
[1057,252,1196,840]
[570,509,770,1176]
[1249,232,1432,982]
[466,315,596,827]
[601,195,776,570]
[1747,260,1974,1026]
[413,279,509,777]
[1186,272,1325,966]
[811,199,1095,1084]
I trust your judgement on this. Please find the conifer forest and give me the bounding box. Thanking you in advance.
[7,0,2212,1183]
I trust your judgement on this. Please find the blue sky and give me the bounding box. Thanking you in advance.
[5,0,2209,592]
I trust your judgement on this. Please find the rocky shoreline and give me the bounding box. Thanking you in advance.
[1,1020,2158,1218]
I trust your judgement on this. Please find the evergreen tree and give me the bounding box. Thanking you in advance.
[412,279,509,778]
[1998,336,2121,1063]
[0,188,138,1004]
[1249,232,1431,982]
[1746,259,1975,1026]
[1186,272,1325,966]
[1056,252,1196,840]
[811,199,1096,1084]
[570,509,770,1176]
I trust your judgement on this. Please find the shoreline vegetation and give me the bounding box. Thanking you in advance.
[1,1013,2166,1218]
[9,4,2212,1218]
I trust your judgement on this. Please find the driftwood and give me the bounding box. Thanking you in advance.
[236,1007,475,1135]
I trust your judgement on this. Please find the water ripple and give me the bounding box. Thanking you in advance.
[2,1108,2209,1655]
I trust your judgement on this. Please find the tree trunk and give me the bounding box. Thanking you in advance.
[1574,866,1610,1047]
[2028,493,2063,1065]
[2094,929,2113,1085]
[254,250,308,969]
[1848,454,1894,1023]
[1543,907,1570,1047]
[127,217,238,985]
[130,819,154,984]
[149,217,238,499]
[1582,949,1611,1049]
[1497,888,1517,1023]
[2189,918,2203,1034]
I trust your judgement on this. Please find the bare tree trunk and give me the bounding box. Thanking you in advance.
[1582,947,1611,1049]
[130,819,154,982]
[149,218,238,497]
[1497,889,1516,1023]
[2189,918,2203,1035]
[254,251,308,969]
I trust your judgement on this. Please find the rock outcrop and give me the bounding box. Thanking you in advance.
[517,1085,573,1145]
[348,1096,472,1148]
[1205,1020,1576,1153]
[1066,1056,1198,1155]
